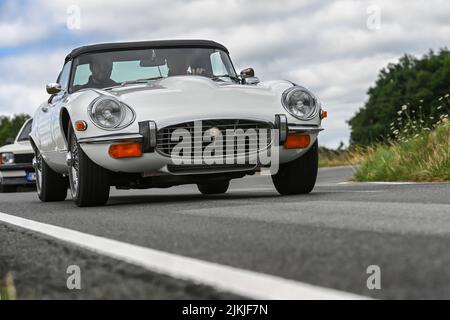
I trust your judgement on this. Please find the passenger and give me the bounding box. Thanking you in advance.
[167,55,189,76]
[188,54,211,76]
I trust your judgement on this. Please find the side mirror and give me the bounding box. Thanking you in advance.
[240,68,260,85]
[5,137,14,145]
[240,68,255,78]
[46,83,62,95]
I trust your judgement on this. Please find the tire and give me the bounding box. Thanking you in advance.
[68,125,110,207]
[0,184,17,193]
[272,140,318,195]
[197,180,230,195]
[35,150,68,202]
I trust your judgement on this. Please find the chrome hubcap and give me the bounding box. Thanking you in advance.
[35,154,43,194]
[69,137,80,197]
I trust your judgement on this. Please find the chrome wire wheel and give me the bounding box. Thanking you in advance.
[35,154,43,195]
[66,125,110,207]
[68,135,80,198]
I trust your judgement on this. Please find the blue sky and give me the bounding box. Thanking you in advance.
[1,0,450,148]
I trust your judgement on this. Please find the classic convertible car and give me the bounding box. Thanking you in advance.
[30,40,325,206]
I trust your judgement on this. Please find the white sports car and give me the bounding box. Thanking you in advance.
[0,119,35,192]
[30,40,325,207]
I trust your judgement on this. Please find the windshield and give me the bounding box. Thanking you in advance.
[17,120,32,141]
[70,48,238,92]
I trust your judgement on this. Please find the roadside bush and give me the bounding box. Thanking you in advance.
[354,100,450,181]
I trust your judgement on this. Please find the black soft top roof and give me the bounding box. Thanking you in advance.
[65,39,229,62]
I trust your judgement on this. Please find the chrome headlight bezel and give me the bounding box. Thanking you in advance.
[0,152,15,165]
[281,86,320,120]
[88,96,136,130]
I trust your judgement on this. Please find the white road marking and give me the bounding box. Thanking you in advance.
[325,190,382,193]
[0,211,367,300]
[339,181,450,185]
[230,188,381,193]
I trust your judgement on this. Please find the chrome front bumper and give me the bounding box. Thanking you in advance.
[77,115,322,174]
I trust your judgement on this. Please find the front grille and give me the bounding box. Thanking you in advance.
[156,119,273,161]
[14,153,34,164]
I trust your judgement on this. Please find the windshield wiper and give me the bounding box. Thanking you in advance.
[120,76,164,86]
[211,74,241,83]
[104,76,164,90]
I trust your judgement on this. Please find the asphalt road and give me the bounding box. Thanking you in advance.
[1,165,450,299]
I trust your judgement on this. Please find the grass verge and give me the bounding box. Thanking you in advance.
[354,120,450,182]
[319,146,365,167]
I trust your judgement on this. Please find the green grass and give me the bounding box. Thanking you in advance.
[354,120,450,182]
[0,272,17,300]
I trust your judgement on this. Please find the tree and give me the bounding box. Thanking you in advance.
[0,114,31,146]
[349,48,450,145]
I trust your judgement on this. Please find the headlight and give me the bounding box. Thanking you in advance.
[281,86,319,120]
[0,152,14,165]
[88,96,135,130]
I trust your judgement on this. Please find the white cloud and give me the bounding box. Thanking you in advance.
[0,84,46,116]
[0,50,69,117]
[0,22,47,47]
[0,0,50,46]
[1,0,450,147]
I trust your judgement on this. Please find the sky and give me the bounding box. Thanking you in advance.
[1,0,449,148]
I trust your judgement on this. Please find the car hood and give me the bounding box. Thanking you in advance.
[105,76,292,127]
[0,140,33,154]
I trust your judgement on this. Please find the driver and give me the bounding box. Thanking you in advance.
[85,58,119,89]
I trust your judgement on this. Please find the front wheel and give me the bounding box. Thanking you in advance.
[197,180,230,195]
[68,125,110,207]
[272,140,318,195]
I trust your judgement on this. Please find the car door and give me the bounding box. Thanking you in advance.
[38,61,72,158]
[37,97,55,154]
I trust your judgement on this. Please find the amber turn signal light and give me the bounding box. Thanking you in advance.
[320,109,328,119]
[109,142,143,159]
[284,133,310,149]
[75,120,87,131]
